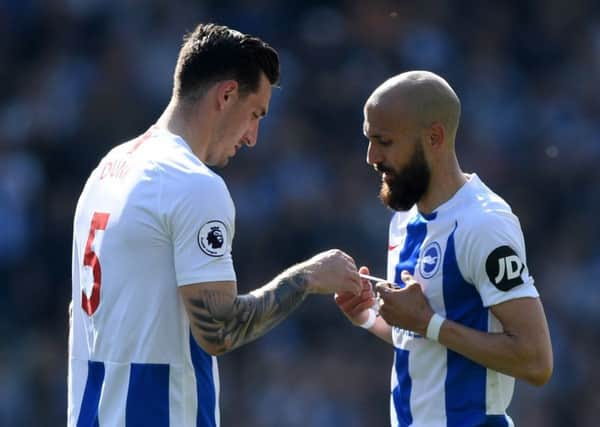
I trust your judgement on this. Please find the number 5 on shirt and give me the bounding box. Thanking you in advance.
[82,212,110,316]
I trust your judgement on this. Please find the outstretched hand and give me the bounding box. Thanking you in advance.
[302,249,362,296]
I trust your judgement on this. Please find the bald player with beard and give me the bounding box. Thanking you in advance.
[335,71,553,427]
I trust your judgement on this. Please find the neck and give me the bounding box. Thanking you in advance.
[417,154,467,215]
[155,99,211,161]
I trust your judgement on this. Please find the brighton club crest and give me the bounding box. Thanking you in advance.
[419,241,441,279]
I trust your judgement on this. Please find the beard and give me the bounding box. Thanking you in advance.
[377,143,431,211]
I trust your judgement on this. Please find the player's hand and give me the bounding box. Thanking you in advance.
[376,270,434,336]
[335,266,377,325]
[301,249,361,295]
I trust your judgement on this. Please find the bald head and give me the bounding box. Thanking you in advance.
[364,71,466,213]
[366,71,461,143]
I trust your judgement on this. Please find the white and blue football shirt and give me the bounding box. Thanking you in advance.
[386,174,539,427]
[69,126,236,426]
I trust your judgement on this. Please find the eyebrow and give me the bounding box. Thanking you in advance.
[364,132,385,142]
[363,125,383,140]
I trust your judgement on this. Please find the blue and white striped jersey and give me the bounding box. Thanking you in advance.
[386,174,538,427]
[69,126,236,426]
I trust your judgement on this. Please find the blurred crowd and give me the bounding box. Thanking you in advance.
[1,0,599,425]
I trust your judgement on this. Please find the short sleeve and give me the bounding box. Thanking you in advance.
[459,211,539,307]
[162,170,236,286]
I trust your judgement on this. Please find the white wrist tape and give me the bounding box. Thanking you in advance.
[359,308,377,329]
[426,313,445,341]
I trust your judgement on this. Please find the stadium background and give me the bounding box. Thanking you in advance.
[1,0,599,425]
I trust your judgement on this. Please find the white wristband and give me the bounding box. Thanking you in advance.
[359,308,377,329]
[426,313,445,341]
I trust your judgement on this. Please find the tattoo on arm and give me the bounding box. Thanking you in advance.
[187,272,308,354]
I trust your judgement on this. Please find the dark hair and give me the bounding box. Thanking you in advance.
[173,23,280,101]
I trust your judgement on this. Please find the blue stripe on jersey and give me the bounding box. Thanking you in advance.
[392,349,412,427]
[126,363,170,426]
[443,223,492,427]
[391,213,431,426]
[486,415,510,426]
[394,214,431,282]
[77,361,105,427]
[190,332,217,427]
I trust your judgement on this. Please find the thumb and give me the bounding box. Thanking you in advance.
[401,270,418,287]
[358,265,372,290]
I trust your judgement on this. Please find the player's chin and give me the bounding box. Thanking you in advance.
[215,156,231,168]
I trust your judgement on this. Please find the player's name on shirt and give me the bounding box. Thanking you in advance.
[97,129,153,182]
[98,158,130,181]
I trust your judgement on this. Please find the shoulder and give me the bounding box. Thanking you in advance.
[164,160,230,198]
[453,176,528,271]
[151,136,231,201]
[161,163,233,221]
[125,131,236,221]
[450,177,537,300]
[456,175,521,237]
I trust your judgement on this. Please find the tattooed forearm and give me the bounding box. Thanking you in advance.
[186,272,308,355]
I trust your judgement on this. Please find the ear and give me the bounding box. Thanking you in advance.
[215,80,239,110]
[429,122,445,148]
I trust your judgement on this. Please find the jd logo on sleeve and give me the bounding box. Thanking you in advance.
[485,246,525,291]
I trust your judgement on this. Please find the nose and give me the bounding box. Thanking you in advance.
[243,121,259,147]
[366,141,381,166]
